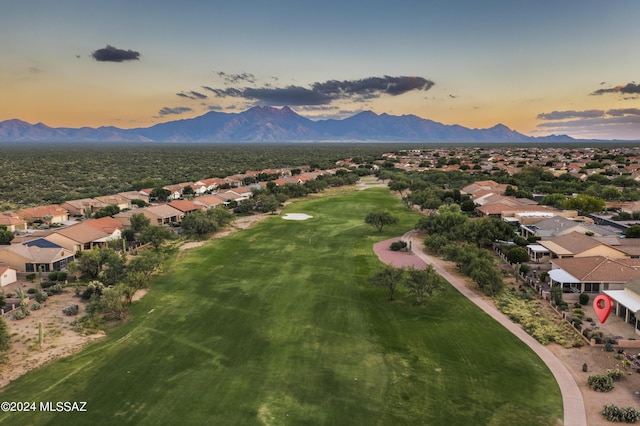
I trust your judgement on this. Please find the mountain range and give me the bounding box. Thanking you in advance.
[0,106,573,143]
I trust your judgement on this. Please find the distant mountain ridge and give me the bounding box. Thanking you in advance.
[0,106,574,143]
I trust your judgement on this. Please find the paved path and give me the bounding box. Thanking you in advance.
[400,231,587,426]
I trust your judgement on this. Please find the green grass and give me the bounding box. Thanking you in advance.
[0,188,562,425]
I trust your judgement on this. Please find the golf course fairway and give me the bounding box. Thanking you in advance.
[0,188,562,425]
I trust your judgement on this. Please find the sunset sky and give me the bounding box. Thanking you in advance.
[2,1,640,140]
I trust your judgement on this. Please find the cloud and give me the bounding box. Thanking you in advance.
[216,71,257,84]
[91,45,140,62]
[591,82,640,96]
[201,75,434,106]
[606,108,640,117]
[535,108,640,139]
[158,106,192,116]
[537,110,604,120]
[177,91,208,100]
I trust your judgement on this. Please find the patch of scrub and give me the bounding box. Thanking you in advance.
[282,213,313,221]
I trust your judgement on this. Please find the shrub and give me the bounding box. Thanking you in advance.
[582,363,588,372]
[390,241,407,251]
[25,273,36,282]
[579,292,589,305]
[519,264,531,275]
[49,284,63,295]
[13,311,26,320]
[588,373,614,392]
[605,342,614,352]
[602,404,640,423]
[41,281,56,289]
[35,290,48,303]
[559,301,569,311]
[26,288,36,294]
[62,304,79,316]
[573,308,585,319]
[607,368,623,381]
[48,271,59,281]
[31,302,41,311]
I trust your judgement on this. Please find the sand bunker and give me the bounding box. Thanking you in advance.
[282,213,313,221]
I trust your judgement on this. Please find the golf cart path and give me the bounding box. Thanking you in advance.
[376,230,587,426]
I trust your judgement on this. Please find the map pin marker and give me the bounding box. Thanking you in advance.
[593,294,613,324]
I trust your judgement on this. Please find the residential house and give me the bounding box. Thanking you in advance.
[45,222,114,253]
[60,198,104,217]
[163,183,193,200]
[138,205,184,226]
[520,216,622,240]
[0,212,27,232]
[548,256,640,294]
[603,280,640,335]
[595,236,640,258]
[193,195,226,209]
[168,200,205,215]
[0,265,17,287]
[94,194,131,211]
[82,217,123,239]
[118,191,150,204]
[461,180,511,197]
[195,177,226,192]
[538,231,627,259]
[0,238,75,272]
[18,205,69,225]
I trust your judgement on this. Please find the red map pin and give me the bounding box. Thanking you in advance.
[593,294,613,324]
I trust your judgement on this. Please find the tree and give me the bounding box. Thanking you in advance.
[403,265,442,305]
[94,204,120,218]
[506,246,530,264]
[625,225,640,238]
[563,194,605,214]
[150,187,171,202]
[0,229,13,245]
[370,265,404,301]
[389,179,409,197]
[86,284,128,320]
[259,195,280,214]
[130,213,151,233]
[139,226,174,248]
[365,210,399,233]
[73,248,103,279]
[460,199,476,213]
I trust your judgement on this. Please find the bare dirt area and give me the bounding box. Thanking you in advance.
[179,213,270,251]
[548,344,640,425]
[0,286,104,388]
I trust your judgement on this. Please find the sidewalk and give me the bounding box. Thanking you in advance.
[404,231,587,426]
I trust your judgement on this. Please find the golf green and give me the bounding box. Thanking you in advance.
[0,188,561,425]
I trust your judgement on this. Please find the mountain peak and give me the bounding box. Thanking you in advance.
[0,107,574,143]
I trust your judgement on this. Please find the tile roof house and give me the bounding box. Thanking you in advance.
[195,177,227,192]
[539,232,627,259]
[18,205,69,225]
[60,198,104,217]
[193,195,226,209]
[45,222,114,253]
[0,239,75,272]
[0,212,27,232]
[521,216,622,240]
[549,256,640,294]
[82,217,124,237]
[94,194,132,210]
[138,205,185,225]
[118,191,150,204]
[168,200,205,215]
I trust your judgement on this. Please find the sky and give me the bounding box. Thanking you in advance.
[2,0,640,140]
